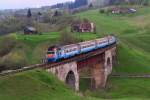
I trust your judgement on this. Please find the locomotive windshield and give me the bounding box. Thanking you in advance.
[47,51,55,54]
[47,45,58,55]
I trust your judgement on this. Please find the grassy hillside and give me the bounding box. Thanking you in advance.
[0,69,83,100]
[0,69,150,100]
[1,7,150,73]
[81,77,150,99]
[76,7,150,73]
[77,7,150,99]
[0,6,150,100]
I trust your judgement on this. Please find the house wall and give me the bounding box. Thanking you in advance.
[71,22,95,33]
[88,0,106,7]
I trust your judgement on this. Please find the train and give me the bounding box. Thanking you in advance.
[46,36,116,63]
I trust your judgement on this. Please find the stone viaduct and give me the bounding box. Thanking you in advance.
[46,45,116,91]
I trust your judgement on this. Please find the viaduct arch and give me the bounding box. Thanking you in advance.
[65,71,76,89]
[47,62,79,90]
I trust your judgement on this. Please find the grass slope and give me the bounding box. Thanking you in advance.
[76,7,150,73]
[0,6,150,100]
[0,69,83,100]
[77,7,150,100]
[4,6,149,73]
[84,77,150,100]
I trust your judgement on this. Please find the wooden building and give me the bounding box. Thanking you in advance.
[111,7,136,14]
[71,20,96,33]
[24,26,38,35]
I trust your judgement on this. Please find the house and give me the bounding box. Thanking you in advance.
[111,7,121,14]
[71,20,96,33]
[24,26,38,35]
[87,0,106,7]
[128,8,136,13]
[111,7,136,14]
[110,7,128,14]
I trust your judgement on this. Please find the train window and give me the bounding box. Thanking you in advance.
[66,48,76,53]
[73,48,76,51]
[65,50,69,53]
[90,44,94,46]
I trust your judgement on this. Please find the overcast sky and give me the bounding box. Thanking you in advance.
[0,0,75,10]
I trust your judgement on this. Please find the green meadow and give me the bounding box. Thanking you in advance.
[0,6,150,100]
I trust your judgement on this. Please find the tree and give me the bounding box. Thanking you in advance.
[38,12,42,16]
[59,30,78,45]
[89,3,93,8]
[54,10,59,17]
[27,9,32,26]
[0,16,28,35]
[143,0,149,6]
[36,12,42,22]
[27,9,32,18]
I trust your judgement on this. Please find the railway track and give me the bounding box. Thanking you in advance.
[0,64,45,76]
[111,74,150,78]
[0,44,116,77]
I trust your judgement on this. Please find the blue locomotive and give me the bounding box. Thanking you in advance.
[46,36,116,62]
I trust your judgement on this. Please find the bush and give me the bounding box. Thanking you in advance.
[99,9,105,13]
[59,30,79,45]
[0,50,27,71]
[0,16,29,35]
[0,37,17,57]
[0,36,28,71]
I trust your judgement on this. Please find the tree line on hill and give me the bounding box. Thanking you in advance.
[51,0,88,9]
[108,0,149,6]
[0,8,74,35]
[51,0,149,10]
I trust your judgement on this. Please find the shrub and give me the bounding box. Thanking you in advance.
[0,37,17,57]
[0,37,28,71]
[100,9,105,13]
[0,50,27,71]
[59,30,79,45]
[0,16,29,35]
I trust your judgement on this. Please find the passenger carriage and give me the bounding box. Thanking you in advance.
[46,36,116,63]
[62,44,79,58]
[79,40,96,53]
